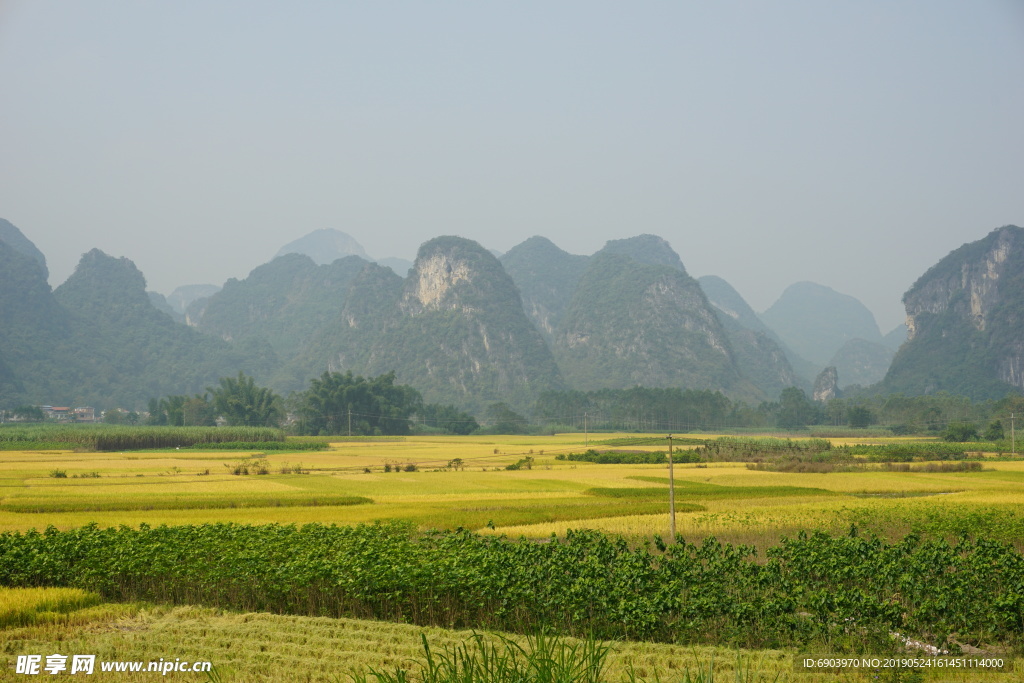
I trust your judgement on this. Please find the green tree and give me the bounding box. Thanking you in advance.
[533,387,739,432]
[145,398,165,425]
[823,398,847,427]
[148,393,214,426]
[485,402,529,434]
[847,405,874,428]
[774,387,819,430]
[984,419,1005,441]
[297,371,422,436]
[183,395,216,426]
[210,372,282,427]
[11,405,44,421]
[418,403,479,435]
[159,395,188,426]
[942,422,979,442]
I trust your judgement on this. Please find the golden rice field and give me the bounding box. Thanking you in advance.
[3,434,1024,680]
[1,433,1023,547]
[1,588,1020,682]
[0,587,781,682]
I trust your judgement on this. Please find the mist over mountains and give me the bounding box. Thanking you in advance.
[2,219,1021,412]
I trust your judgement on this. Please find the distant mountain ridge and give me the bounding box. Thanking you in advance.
[698,276,776,336]
[599,234,687,272]
[12,216,1012,414]
[272,228,413,278]
[883,324,908,351]
[274,228,369,263]
[498,235,794,400]
[185,232,799,409]
[760,281,884,368]
[0,230,67,407]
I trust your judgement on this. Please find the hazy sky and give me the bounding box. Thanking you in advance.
[1,2,1022,331]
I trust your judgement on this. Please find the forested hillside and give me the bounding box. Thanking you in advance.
[335,236,566,413]
[500,236,589,341]
[192,253,369,361]
[553,250,756,398]
[883,225,1024,399]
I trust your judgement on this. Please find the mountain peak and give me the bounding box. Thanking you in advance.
[305,234,565,412]
[274,228,370,264]
[404,236,515,313]
[55,249,150,314]
[761,281,882,366]
[598,234,686,273]
[0,218,47,279]
[501,236,590,340]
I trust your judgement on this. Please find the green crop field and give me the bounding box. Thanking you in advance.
[1,432,1023,680]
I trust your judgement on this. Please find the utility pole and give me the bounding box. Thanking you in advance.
[1012,413,1016,457]
[584,412,588,447]
[667,434,676,540]
[347,405,352,437]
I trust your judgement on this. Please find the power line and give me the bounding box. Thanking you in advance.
[667,434,676,540]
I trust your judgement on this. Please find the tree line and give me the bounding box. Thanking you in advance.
[15,371,1023,438]
[532,386,1024,435]
[146,371,479,436]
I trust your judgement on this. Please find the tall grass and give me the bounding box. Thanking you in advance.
[0,424,284,451]
[349,633,774,683]
[695,438,833,462]
[351,632,609,683]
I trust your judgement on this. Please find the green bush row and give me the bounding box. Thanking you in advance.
[1,523,1021,653]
